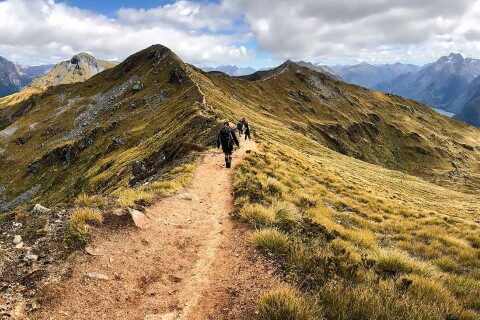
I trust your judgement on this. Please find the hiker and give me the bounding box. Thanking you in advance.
[244,121,251,141]
[217,122,240,168]
[241,117,246,126]
[237,120,244,136]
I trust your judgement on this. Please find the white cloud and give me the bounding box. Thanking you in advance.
[0,0,253,65]
[224,0,480,64]
[2,0,480,66]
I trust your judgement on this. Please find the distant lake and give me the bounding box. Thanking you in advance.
[432,108,455,117]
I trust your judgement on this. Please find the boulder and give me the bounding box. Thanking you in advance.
[127,208,150,229]
[32,204,50,214]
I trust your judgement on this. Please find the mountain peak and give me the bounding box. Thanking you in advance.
[438,52,464,64]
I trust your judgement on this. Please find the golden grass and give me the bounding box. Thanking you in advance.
[253,228,290,255]
[240,204,276,226]
[74,193,108,209]
[232,139,480,319]
[66,208,103,249]
[257,287,321,320]
[114,188,154,207]
[374,249,437,277]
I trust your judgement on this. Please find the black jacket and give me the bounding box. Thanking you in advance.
[217,127,240,150]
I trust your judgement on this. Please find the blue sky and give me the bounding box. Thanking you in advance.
[1,0,480,68]
[59,1,180,17]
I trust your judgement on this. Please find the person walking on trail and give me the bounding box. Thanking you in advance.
[244,120,251,141]
[237,120,244,136]
[217,122,240,168]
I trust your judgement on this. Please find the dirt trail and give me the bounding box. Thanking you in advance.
[31,139,280,320]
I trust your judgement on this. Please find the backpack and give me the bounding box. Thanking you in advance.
[220,128,233,147]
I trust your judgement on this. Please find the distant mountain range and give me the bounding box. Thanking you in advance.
[375,53,480,112]
[331,62,421,88]
[3,51,480,128]
[201,65,256,76]
[328,53,480,127]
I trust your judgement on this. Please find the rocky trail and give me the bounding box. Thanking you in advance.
[30,139,280,320]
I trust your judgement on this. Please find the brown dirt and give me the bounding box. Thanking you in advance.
[28,139,281,320]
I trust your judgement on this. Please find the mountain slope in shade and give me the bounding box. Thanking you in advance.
[0,56,30,97]
[377,53,480,111]
[29,52,119,89]
[202,65,256,76]
[296,61,341,80]
[22,64,55,78]
[454,75,480,126]
[331,62,421,88]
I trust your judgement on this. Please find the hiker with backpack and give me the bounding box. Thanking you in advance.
[244,120,251,141]
[217,122,240,168]
[237,120,244,136]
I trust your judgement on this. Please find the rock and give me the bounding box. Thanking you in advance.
[85,246,103,256]
[27,161,40,174]
[20,252,38,262]
[132,81,144,92]
[32,204,50,214]
[127,208,150,229]
[15,242,24,249]
[86,272,109,281]
[178,193,198,201]
[131,160,148,181]
[13,235,22,245]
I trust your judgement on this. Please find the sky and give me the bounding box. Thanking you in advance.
[1,0,480,69]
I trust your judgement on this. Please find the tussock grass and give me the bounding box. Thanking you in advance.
[253,229,290,255]
[272,201,301,226]
[66,208,103,249]
[257,288,321,320]
[75,193,108,209]
[240,204,275,226]
[374,249,436,277]
[231,139,480,318]
[115,188,154,207]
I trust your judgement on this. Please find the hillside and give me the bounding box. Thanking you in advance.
[193,61,480,319]
[0,45,479,319]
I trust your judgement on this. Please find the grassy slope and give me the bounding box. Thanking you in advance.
[192,64,480,318]
[1,45,479,318]
[0,45,218,210]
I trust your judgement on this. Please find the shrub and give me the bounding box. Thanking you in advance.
[257,288,321,320]
[253,228,290,255]
[240,204,275,226]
